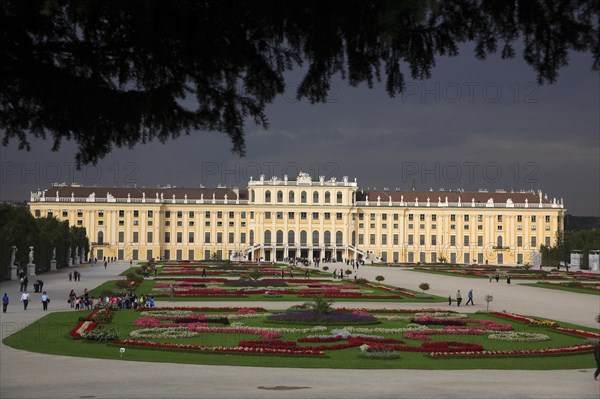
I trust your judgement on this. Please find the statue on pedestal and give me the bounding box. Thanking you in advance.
[28,246,34,265]
[10,246,17,266]
[68,246,72,258]
[52,247,56,261]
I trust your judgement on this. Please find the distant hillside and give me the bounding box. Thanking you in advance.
[565,214,600,230]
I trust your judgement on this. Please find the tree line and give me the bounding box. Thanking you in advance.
[540,226,600,268]
[0,203,89,280]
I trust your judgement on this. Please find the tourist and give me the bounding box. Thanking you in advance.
[37,279,44,292]
[20,291,30,310]
[466,289,474,306]
[507,275,511,284]
[594,342,600,380]
[104,261,107,269]
[41,291,50,311]
[333,269,337,279]
[19,276,25,292]
[448,295,453,306]
[74,297,81,310]
[23,276,28,292]
[68,272,72,281]
[68,290,77,308]
[2,293,9,313]
[456,290,462,306]
[495,273,500,282]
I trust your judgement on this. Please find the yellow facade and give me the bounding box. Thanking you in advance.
[28,173,565,266]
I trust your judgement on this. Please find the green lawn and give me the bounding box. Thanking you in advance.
[89,278,447,303]
[521,282,600,296]
[3,309,597,369]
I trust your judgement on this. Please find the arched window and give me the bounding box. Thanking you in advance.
[97,231,104,244]
[324,191,331,203]
[277,190,283,203]
[276,230,284,245]
[301,191,307,203]
[289,191,295,203]
[336,231,343,245]
[251,190,255,203]
[313,191,319,203]
[288,230,295,245]
[264,230,271,245]
[249,230,254,245]
[337,191,343,204]
[324,231,331,245]
[300,230,307,245]
[497,236,503,248]
[351,231,356,246]
[265,190,271,203]
[312,230,320,245]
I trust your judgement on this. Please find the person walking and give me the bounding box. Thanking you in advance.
[456,290,462,307]
[68,272,72,281]
[466,289,474,305]
[507,275,511,284]
[104,261,107,269]
[2,293,9,313]
[20,291,31,310]
[41,291,50,311]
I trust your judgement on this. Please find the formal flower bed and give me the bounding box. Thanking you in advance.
[59,304,600,367]
[487,332,550,342]
[267,311,378,324]
[550,326,600,338]
[113,339,324,356]
[429,344,596,358]
[70,320,98,338]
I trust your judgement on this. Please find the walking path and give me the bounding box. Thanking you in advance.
[1,262,598,399]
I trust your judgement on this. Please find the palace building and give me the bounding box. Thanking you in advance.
[28,173,566,266]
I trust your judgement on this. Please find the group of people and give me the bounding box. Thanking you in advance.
[68,289,93,310]
[450,289,474,306]
[488,273,511,284]
[68,271,82,281]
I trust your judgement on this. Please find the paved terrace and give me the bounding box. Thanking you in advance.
[1,261,598,399]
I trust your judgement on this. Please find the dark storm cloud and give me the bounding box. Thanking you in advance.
[1,46,598,216]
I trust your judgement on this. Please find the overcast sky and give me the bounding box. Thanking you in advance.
[1,44,598,216]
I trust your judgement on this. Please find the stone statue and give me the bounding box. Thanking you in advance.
[75,246,79,257]
[10,246,17,266]
[52,247,56,260]
[28,246,34,264]
[68,246,72,258]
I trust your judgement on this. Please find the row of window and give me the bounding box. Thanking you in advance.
[257,190,345,204]
[106,229,549,249]
[38,209,556,224]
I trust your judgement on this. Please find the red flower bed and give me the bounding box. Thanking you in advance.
[298,336,345,343]
[114,339,324,356]
[550,326,600,338]
[137,306,266,312]
[489,311,535,323]
[70,320,98,338]
[298,293,403,299]
[429,344,595,357]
